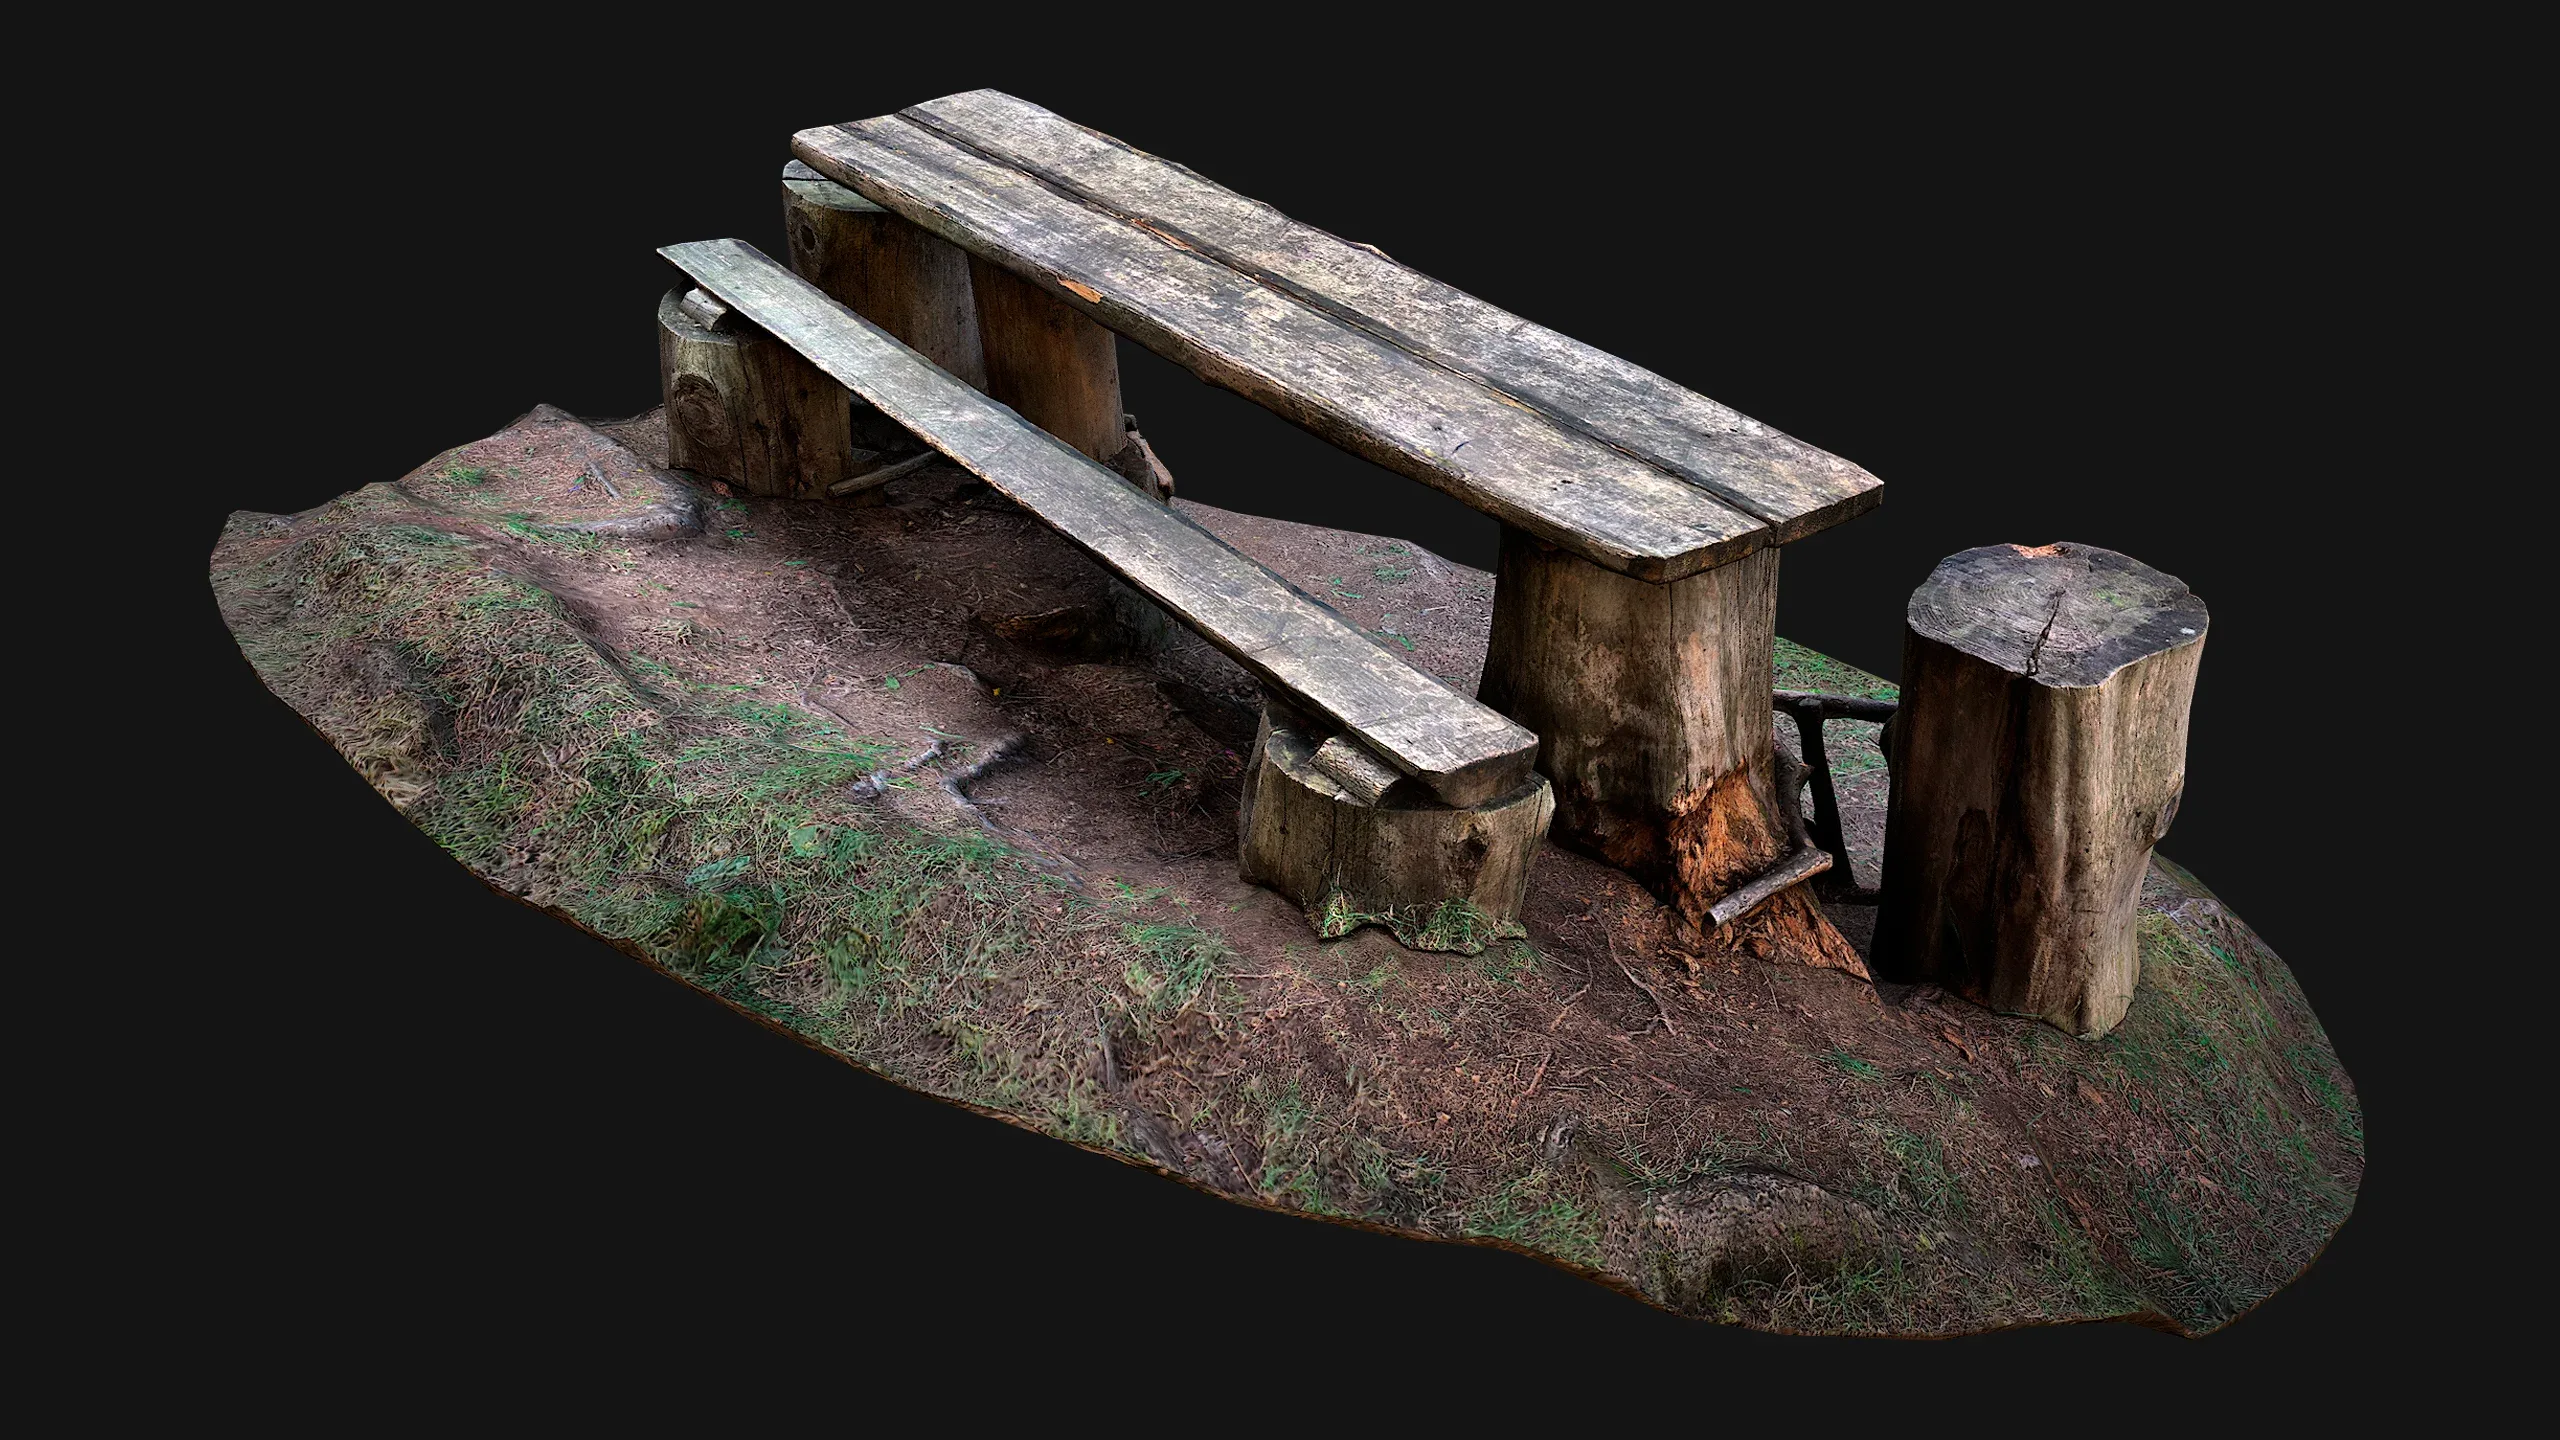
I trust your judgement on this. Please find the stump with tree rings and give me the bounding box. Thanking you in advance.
[1239,706,1553,953]
[655,287,861,500]
[1874,542,2208,1038]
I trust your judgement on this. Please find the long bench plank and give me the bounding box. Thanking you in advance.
[790,118,1765,583]
[899,90,1880,546]
[658,238,1540,807]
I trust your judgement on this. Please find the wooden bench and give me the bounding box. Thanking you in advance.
[787,91,1884,930]
[658,238,1554,936]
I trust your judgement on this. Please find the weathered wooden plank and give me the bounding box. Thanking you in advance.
[1311,733,1408,806]
[781,157,989,390]
[897,90,1881,544]
[791,118,1765,582]
[658,238,1538,806]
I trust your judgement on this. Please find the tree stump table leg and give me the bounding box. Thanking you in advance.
[968,256,1130,465]
[781,160,989,389]
[656,287,859,500]
[1239,702,1553,953]
[781,162,1168,504]
[1874,543,2208,1038]
[1478,527,1854,960]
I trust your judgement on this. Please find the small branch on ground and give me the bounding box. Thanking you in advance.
[1605,929,1676,1035]
[1548,983,1592,1030]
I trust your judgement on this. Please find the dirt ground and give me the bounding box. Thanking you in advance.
[210,404,2363,1337]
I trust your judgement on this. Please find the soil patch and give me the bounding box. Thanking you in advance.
[210,405,2362,1336]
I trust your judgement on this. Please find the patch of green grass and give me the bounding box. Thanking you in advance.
[2056,908,2367,1331]
[1763,1250,1915,1336]
[2124,1170,2253,1326]
[2289,1044,2364,1145]
[1771,637,1897,700]
[1872,1125,1964,1218]
[1352,1137,1443,1220]
[1309,892,1523,956]
[1829,1050,1884,1082]
[496,515,603,554]
[1247,1077,1335,1213]
[1477,938,1537,985]
[381,524,466,548]
[2032,1194,2140,1316]
[1121,922,1229,1026]
[1463,1168,1601,1269]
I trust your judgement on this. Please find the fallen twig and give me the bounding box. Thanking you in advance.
[1095,1004,1120,1090]
[1547,983,1592,1030]
[1606,929,1676,1035]
[828,448,939,497]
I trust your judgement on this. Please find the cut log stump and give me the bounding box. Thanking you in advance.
[1240,705,1553,954]
[1478,526,1853,965]
[782,160,989,389]
[969,255,1129,464]
[1874,542,2209,1038]
[656,287,861,499]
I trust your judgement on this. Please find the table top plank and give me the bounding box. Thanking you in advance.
[658,237,1540,805]
[793,115,1768,582]
[896,90,1880,545]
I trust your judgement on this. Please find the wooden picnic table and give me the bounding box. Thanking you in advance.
[781,90,1885,929]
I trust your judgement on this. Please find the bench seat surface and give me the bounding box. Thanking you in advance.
[791,91,1880,582]
[659,238,1539,808]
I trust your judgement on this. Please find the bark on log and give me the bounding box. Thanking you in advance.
[1476,530,1770,889]
[781,159,989,389]
[1239,706,1553,952]
[656,287,859,499]
[1874,542,2208,1038]
[1108,415,1177,502]
[1479,526,1859,963]
[968,254,1128,463]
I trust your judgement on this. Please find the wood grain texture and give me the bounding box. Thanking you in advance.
[656,287,857,498]
[1708,846,1833,929]
[659,238,1537,806]
[1874,543,2208,1038]
[899,89,1880,544]
[1480,527,1784,909]
[782,159,989,389]
[968,252,1127,461]
[792,116,1765,582]
[1310,733,1408,806]
[677,287,731,329]
[1476,526,1856,964]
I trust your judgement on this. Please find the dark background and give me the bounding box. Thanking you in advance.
[132,23,2502,1405]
